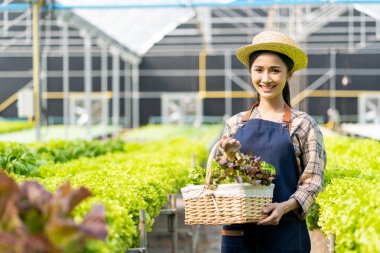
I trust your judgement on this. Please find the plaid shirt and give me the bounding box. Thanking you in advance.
[219,107,326,219]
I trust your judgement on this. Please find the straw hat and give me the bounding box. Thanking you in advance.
[236,31,308,71]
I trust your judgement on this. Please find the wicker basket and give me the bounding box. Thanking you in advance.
[181,141,274,225]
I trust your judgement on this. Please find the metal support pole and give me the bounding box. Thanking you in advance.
[3,0,10,35]
[224,51,232,118]
[159,194,178,253]
[348,5,354,52]
[360,11,366,48]
[132,63,139,128]
[197,8,212,50]
[32,1,43,141]
[83,31,92,139]
[328,233,336,253]
[112,48,120,136]
[101,43,108,128]
[295,6,303,35]
[139,210,147,252]
[170,194,177,253]
[26,8,32,44]
[191,225,201,253]
[41,49,47,124]
[62,21,69,137]
[330,49,336,112]
[124,62,132,128]
[358,94,364,124]
[125,209,146,252]
[377,97,380,124]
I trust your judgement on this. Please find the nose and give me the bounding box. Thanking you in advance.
[262,72,271,84]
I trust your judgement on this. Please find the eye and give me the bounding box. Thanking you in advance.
[271,68,280,73]
[253,67,262,73]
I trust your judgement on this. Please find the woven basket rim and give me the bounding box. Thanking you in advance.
[181,182,274,193]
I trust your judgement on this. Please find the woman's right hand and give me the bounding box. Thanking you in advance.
[220,133,241,161]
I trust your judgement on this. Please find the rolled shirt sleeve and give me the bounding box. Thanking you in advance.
[290,114,326,219]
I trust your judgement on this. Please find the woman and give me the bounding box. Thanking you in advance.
[218,31,326,253]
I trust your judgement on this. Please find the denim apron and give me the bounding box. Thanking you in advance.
[221,104,311,253]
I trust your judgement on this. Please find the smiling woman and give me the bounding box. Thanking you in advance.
[249,51,293,122]
[217,31,327,253]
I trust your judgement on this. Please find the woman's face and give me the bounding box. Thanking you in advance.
[250,52,293,102]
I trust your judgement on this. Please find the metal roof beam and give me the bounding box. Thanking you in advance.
[212,9,256,34]
[154,34,379,45]
[56,11,140,65]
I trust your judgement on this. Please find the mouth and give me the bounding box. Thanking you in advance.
[258,84,276,92]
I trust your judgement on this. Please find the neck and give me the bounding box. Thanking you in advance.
[258,99,285,113]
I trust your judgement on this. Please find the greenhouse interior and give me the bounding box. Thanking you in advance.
[0,0,379,253]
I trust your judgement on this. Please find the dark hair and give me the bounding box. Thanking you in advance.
[248,50,294,107]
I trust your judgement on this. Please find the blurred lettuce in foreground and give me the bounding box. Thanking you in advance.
[0,171,107,253]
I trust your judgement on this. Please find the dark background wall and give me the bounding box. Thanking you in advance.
[137,51,379,124]
[1,51,379,125]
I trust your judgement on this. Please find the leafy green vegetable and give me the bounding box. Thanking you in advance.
[305,135,380,253]
[33,138,125,164]
[0,171,108,253]
[316,178,380,253]
[186,166,206,185]
[0,120,34,134]
[214,151,276,186]
[0,139,126,177]
[0,143,39,176]
[261,161,276,176]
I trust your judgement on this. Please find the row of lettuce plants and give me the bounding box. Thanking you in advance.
[0,120,34,134]
[2,124,222,252]
[37,138,209,252]
[306,136,380,253]
[0,139,125,176]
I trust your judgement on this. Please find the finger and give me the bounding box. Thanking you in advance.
[227,140,239,150]
[262,203,277,214]
[258,211,281,225]
[257,214,276,225]
[221,139,237,150]
[220,139,229,149]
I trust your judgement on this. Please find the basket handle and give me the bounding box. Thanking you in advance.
[205,140,222,187]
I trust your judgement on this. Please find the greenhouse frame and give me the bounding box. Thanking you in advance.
[1,1,380,253]
[1,0,380,139]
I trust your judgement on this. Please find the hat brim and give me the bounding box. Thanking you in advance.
[236,42,308,71]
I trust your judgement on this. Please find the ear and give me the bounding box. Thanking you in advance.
[287,71,294,81]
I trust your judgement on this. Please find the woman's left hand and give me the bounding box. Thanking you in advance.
[257,202,286,225]
[257,198,300,225]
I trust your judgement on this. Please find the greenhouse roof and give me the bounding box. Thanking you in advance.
[56,0,233,57]
[33,1,380,58]
[354,4,380,19]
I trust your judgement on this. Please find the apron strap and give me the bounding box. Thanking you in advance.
[241,103,292,132]
[241,102,259,123]
[283,104,292,132]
